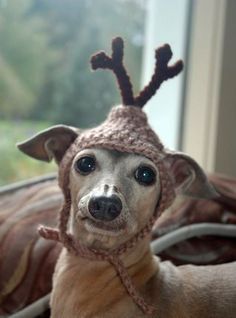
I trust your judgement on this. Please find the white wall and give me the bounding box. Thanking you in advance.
[182,0,226,172]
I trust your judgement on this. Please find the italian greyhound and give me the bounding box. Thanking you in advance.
[17,36,236,317]
[47,147,236,318]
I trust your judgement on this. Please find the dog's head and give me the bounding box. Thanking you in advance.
[69,148,160,250]
[17,125,217,250]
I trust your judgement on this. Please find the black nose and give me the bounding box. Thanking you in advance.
[88,195,122,221]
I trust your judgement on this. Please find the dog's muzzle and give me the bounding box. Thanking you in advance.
[88,194,122,221]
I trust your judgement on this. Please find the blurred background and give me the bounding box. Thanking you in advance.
[0,0,235,186]
[0,0,145,184]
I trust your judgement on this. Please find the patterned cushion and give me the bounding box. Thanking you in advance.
[0,177,62,315]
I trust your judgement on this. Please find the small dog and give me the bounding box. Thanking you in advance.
[47,147,236,318]
[17,37,236,317]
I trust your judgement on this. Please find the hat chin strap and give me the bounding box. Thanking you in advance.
[38,203,160,315]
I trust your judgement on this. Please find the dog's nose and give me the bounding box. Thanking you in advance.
[88,195,122,221]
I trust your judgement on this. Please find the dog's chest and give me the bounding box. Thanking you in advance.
[50,253,184,318]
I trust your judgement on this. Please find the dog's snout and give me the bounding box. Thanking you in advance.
[88,195,122,221]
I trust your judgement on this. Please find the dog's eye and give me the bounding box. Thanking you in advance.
[75,156,96,175]
[134,166,156,186]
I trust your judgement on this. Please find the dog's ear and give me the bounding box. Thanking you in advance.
[163,151,218,199]
[17,125,79,164]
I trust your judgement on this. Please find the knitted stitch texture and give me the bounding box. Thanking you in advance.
[38,37,183,315]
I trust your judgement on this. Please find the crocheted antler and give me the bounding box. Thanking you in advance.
[90,37,135,105]
[90,37,183,108]
[134,44,183,107]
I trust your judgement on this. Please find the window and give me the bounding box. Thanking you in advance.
[0,0,145,185]
[142,0,191,149]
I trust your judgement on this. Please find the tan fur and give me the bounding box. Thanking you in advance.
[50,149,236,317]
[51,244,236,318]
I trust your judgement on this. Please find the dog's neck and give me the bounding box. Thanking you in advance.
[52,237,159,316]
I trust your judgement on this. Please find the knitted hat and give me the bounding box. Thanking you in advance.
[18,37,215,315]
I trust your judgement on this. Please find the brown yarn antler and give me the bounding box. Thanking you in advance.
[90,37,183,108]
[90,37,135,105]
[134,44,183,107]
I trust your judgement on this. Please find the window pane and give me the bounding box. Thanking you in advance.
[0,0,145,185]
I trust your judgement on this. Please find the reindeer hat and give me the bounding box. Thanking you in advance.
[18,37,215,315]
